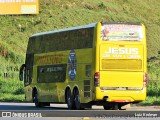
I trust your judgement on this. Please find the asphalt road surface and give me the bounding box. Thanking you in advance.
[0,102,160,111]
[0,103,160,120]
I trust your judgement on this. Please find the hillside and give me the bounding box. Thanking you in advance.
[0,0,160,78]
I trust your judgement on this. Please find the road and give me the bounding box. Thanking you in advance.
[0,102,160,111]
[0,103,160,120]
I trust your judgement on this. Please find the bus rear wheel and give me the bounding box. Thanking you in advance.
[103,104,119,110]
[74,90,81,110]
[103,105,112,110]
[66,90,73,110]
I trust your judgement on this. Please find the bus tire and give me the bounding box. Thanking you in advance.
[118,103,127,110]
[33,91,42,107]
[74,89,81,110]
[66,89,73,110]
[103,104,118,110]
[113,104,119,110]
[118,104,122,110]
[103,105,112,110]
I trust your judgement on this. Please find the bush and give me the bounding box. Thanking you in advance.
[0,78,25,102]
[147,80,160,96]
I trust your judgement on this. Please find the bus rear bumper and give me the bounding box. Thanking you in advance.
[95,87,146,103]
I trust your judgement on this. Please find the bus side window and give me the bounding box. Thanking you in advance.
[86,65,91,77]
[24,69,29,84]
[27,69,30,83]
[19,64,26,81]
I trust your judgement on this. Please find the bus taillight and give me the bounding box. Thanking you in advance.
[94,72,100,86]
[143,73,147,87]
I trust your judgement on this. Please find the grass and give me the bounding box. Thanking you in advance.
[0,94,25,102]
[0,78,25,102]
[0,0,160,61]
[140,96,160,106]
[0,0,160,104]
[141,59,160,105]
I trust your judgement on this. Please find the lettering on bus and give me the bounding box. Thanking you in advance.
[103,47,141,59]
[46,66,63,72]
[35,53,65,65]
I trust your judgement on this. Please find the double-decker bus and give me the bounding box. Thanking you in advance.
[19,22,147,110]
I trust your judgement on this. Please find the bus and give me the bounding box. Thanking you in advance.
[19,22,147,110]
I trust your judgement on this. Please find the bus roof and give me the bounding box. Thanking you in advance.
[31,23,96,37]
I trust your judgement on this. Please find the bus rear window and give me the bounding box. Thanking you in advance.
[101,23,143,41]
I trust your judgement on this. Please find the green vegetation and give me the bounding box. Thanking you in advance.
[0,79,24,102]
[0,0,160,104]
[140,96,160,105]
[140,58,160,105]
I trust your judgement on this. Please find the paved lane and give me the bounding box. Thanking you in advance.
[0,103,160,111]
[0,103,160,119]
[0,103,68,110]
